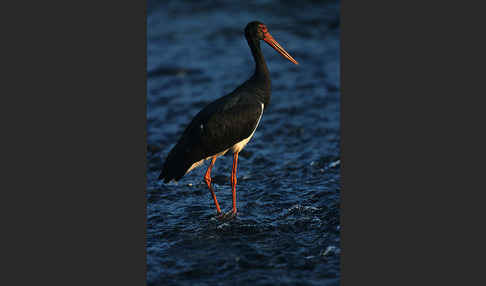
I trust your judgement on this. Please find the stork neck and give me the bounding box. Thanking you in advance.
[248,38,270,80]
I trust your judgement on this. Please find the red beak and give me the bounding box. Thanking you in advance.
[263,32,299,65]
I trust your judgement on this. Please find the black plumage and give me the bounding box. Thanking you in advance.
[158,21,298,216]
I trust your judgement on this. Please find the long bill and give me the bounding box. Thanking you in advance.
[263,32,299,65]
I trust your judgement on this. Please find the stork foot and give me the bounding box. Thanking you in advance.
[224,209,237,218]
[215,209,237,221]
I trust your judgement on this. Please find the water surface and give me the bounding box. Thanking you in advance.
[147,1,340,285]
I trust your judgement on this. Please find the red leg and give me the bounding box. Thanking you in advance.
[230,152,239,215]
[204,156,221,214]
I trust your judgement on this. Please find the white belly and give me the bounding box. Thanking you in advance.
[231,102,264,153]
[186,102,264,174]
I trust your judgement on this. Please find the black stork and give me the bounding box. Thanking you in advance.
[158,21,298,217]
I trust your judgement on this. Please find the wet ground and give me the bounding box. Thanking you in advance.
[146,0,340,285]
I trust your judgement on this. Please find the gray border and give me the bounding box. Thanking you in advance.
[3,1,147,285]
[343,0,485,285]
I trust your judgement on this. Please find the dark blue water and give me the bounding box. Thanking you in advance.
[147,1,340,285]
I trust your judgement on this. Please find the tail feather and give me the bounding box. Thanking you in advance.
[158,151,190,183]
[158,142,203,183]
[159,118,207,183]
